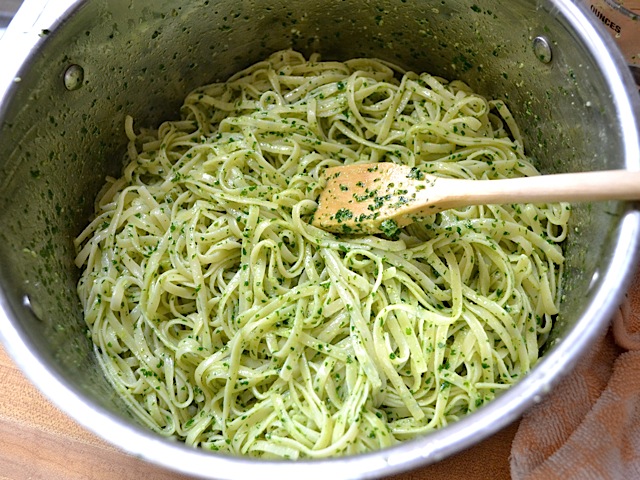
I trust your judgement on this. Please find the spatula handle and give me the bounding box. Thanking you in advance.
[461,170,640,206]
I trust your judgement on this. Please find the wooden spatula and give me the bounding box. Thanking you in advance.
[311,162,640,235]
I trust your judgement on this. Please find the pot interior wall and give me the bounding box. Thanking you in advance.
[0,0,630,447]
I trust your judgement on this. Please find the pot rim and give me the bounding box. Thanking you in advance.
[0,0,639,478]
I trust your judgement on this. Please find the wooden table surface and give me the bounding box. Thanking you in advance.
[0,344,516,480]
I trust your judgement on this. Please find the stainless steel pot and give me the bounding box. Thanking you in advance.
[0,0,638,478]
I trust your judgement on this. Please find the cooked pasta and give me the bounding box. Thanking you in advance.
[74,49,569,459]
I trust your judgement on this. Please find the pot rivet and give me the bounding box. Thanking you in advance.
[63,64,85,91]
[532,36,552,64]
[23,294,44,322]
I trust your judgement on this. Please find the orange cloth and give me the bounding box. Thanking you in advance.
[510,267,640,479]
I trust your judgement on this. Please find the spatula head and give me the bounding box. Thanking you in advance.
[312,163,441,235]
